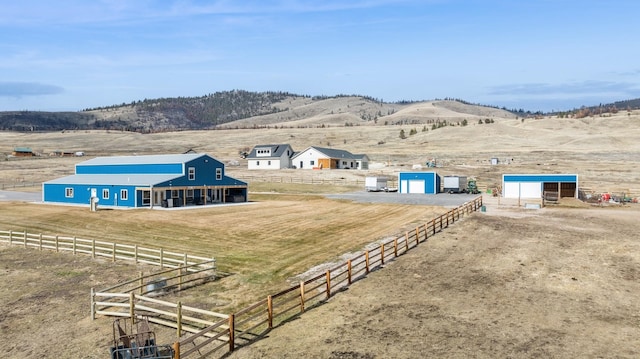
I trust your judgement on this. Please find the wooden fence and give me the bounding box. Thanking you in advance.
[0,230,214,273]
[172,196,483,358]
[235,175,398,187]
[2,197,481,358]
[0,182,41,190]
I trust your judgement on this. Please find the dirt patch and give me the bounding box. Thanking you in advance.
[229,204,640,359]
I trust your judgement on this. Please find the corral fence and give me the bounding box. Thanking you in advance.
[0,230,214,273]
[0,182,41,190]
[235,175,397,188]
[1,197,481,358]
[170,196,483,358]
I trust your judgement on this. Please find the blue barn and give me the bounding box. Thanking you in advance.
[43,153,248,208]
[398,172,441,194]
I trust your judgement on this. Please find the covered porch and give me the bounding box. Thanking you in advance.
[136,185,248,208]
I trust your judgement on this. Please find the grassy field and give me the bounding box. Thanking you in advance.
[0,188,445,312]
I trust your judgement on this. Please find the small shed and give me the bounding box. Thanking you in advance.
[398,172,440,194]
[12,147,34,157]
[502,174,578,199]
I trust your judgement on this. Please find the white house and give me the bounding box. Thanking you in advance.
[291,146,369,170]
[246,144,295,170]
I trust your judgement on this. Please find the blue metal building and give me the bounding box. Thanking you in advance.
[398,172,441,194]
[502,174,578,199]
[43,153,248,208]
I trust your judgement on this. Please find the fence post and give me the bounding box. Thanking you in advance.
[129,292,135,324]
[365,251,370,274]
[9,230,12,245]
[134,244,138,263]
[267,295,273,329]
[381,243,385,265]
[325,270,331,299]
[173,342,180,359]
[299,281,305,313]
[139,272,144,294]
[39,233,43,251]
[90,287,95,320]
[92,239,96,258]
[228,313,235,352]
[178,265,183,291]
[73,236,77,255]
[112,243,116,262]
[23,230,27,248]
[55,235,59,252]
[415,227,420,245]
[394,238,398,257]
[347,259,352,285]
[432,219,436,235]
[160,248,164,268]
[405,232,409,252]
[176,302,182,338]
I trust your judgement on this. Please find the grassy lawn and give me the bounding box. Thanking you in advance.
[0,187,444,312]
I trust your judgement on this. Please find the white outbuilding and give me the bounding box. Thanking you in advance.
[502,174,578,199]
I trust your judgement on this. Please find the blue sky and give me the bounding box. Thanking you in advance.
[1,0,639,112]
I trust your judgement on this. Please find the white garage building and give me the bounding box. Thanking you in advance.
[502,174,578,199]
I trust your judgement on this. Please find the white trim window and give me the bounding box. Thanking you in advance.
[142,191,151,205]
[120,189,128,201]
[102,189,109,199]
[216,168,222,180]
[188,167,196,180]
[65,188,74,198]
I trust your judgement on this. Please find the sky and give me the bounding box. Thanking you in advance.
[1,0,639,113]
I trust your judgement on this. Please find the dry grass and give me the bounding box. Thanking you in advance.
[1,105,640,358]
[0,193,444,312]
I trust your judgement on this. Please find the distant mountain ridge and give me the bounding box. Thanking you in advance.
[1,90,638,132]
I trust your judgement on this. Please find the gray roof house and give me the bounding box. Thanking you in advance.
[246,144,295,170]
[290,146,369,170]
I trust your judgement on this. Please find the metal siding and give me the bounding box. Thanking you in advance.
[398,172,437,194]
[43,183,139,207]
[503,174,577,183]
[76,163,183,175]
[503,182,542,199]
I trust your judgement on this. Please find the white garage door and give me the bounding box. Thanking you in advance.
[408,180,425,194]
[504,182,542,198]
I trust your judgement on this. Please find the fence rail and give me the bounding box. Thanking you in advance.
[0,230,214,273]
[3,197,481,359]
[172,196,483,358]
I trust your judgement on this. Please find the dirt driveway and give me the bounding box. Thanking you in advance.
[230,199,640,359]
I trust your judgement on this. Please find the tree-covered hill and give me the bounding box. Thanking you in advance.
[2,90,638,133]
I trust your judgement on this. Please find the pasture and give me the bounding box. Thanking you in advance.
[2,108,640,358]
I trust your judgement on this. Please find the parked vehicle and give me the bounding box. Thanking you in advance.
[443,176,468,193]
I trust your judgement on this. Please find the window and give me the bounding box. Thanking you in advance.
[187,189,194,199]
[102,189,109,199]
[142,191,150,205]
[216,168,222,180]
[267,160,271,165]
[310,160,315,166]
[171,190,179,198]
[65,188,74,198]
[256,161,260,166]
[120,189,128,201]
[188,167,195,180]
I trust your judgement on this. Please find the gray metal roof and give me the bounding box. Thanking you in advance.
[247,144,294,159]
[77,153,204,166]
[298,146,366,160]
[44,174,179,186]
